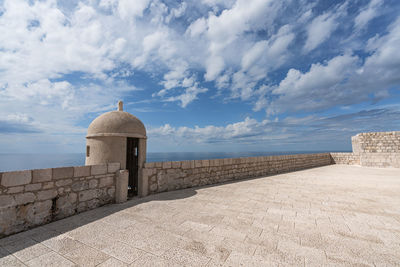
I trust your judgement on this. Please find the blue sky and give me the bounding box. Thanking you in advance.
[0,0,399,153]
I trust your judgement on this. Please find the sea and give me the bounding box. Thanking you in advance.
[0,151,340,172]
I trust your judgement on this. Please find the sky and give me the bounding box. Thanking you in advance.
[0,0,400,153]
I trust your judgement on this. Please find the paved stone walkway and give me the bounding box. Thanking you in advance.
[1,165,400,266]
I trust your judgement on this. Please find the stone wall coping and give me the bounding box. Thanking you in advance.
[143,153,331,169]
[0,163,121,188]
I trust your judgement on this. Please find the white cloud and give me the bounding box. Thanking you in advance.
[304,12,339,52]
[354,0,383,31]
[259,17,400,114]
[166,85,208,108]
[148,106,400,152]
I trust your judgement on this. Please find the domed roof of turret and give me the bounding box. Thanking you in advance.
[86,101,146,138]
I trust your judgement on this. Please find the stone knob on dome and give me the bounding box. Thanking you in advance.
[118,101,123,111]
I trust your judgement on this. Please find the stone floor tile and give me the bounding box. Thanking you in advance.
[101,240,146,264]
[3,238,52,262]
[97,257,128,267]
[209,226,247,242]
[41,233,84,255]
[223,251,279,267]
[0,254,26,267]
[25,251,75,267]
[64,244,110,266]
[180,220,213,232]
[130,252,175,267]
[162,247,211,266]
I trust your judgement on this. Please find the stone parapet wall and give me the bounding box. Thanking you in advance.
[352,131,400,153]
[0,163,120,237]
[360,153,400,168]
[330,153,360,165]
[143,153,332,195]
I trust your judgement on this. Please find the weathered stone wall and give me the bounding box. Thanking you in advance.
[330,153,360,165]
[352,131,400,153]
[331,131,400,168]
[359,153,400,168]
[0,163,120,237]
[143,153,332,195]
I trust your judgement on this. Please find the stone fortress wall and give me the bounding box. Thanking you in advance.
[331,131,400,168]
[0,131,398,237]
[143,153,332,195]
[0,163,123,237]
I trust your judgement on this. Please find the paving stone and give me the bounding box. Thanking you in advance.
[25,251,76,267]
[41,234,84,255]
[1,165,400,266]
[97,257,128,267]
[0,254,26,267]
[3,238,51,262]
[64,244,110,267]
[101,241,146,264]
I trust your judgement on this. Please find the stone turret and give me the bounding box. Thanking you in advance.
[85,101,147,196]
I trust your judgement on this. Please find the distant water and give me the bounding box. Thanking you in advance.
[0,151,340,172]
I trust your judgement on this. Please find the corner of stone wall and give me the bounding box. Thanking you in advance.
[0,162,121,238]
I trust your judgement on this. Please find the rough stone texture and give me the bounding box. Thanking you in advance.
[1,165,399,266]
[144,153,332,195]
[330,153,360,165]
[115,170,128,204]
[53,167,74,180]
[332,131,400,168]
[25,183,42,192]
[91,164,107,176]
[14,193,36,205]
[73,166,90,178]
[352,131,400,153]
[107,162,121,173]
[32,168,52,183]
[0,163,120,238]
[1,171,32,187]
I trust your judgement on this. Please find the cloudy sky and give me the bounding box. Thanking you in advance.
[0,0,399,153]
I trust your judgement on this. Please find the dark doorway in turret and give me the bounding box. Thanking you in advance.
[126,137,139,197]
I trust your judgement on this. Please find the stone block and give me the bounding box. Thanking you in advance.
[107,162,120,173]
[88,179,98,189]
[202,160,210,167]
[162,161,172,169]
[107,188,115,198]
[7,186,24,194]
[71,181,89,192]
[181,161,191,169]
[55,179,72,187]
[25,183,42,192]
[79,189,99,202]
[99,176,114,188]
[14,192,36,205]
[0,195,16,208]
[91,164,107,176]
[170,161,180,168]
[32,168,52,183]
[43,182,54,189]
[195,160,202,168]
[53,167,73,180]
[145,162,155,168]
[37,189,57,201]
[149,183,158,192]
[115,170,128,203]
[74,166,90,177]
[1,170,32,187]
